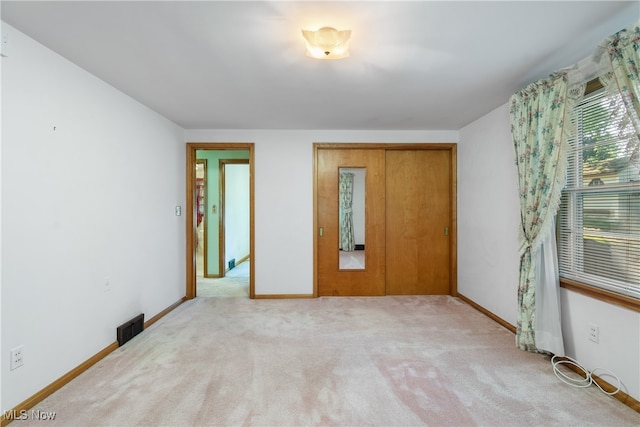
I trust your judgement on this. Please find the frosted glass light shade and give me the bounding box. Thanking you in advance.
[301,27,351,59]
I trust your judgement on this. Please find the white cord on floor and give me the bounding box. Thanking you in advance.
[551,355,621,396]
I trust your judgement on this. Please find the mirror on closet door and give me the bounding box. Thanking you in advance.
[339,167,366,270]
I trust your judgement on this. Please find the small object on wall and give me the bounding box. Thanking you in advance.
[228,258,235,270]
[588,323,599,343]
[1,33,8,57]
[175,206,182,216]
[10,345,24,370]
[212,204,217,214]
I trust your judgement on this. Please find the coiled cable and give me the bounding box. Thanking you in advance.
[551,355,621,396]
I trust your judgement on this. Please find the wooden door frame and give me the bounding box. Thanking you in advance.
[218,159,250,278]
[313,142,457,297]
[186,143,255,299]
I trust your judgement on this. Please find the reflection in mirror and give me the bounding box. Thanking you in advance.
[339,168,365,269]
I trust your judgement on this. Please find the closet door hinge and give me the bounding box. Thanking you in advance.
[444,226,449,236]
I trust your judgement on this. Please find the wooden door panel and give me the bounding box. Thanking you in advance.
[386,150,451,295]
[317,149,386,296]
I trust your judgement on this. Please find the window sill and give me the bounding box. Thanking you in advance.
[560,278,640,313]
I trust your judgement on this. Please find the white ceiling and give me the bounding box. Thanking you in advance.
[2,1,638,130]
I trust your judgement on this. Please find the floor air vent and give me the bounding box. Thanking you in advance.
[117,313,144,346]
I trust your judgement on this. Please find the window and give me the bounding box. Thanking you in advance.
[558,82,640,301]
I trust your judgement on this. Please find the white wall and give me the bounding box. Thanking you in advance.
[224,163,250,266]
[1,23,185,411]
[458,104,521,325]
[459,103,640,401]
[561,291,640,400]
[185,130,458,296]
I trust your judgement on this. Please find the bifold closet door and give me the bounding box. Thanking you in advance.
[385,150,451,295]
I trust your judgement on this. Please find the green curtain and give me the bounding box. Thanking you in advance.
[607,21,640,135]
[509,72,569,352]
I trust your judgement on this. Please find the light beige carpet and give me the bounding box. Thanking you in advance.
[17,296,639,426]
[196,261,249,298]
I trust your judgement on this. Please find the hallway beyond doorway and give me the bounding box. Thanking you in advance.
[186,142,255,299]
[197,260,250,298]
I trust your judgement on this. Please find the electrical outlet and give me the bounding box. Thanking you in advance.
[1,33,8,57]
[10,346,24,370]
[588,323,599,343]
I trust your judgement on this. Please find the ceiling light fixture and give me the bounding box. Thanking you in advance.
[301,27,351,59]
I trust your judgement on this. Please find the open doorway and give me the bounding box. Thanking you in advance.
[186,143,255,299]
[198,158,250,297]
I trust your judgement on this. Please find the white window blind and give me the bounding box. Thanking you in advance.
[558,85,640,299]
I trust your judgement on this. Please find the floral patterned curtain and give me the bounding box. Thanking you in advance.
[606,21,640,135]
[509,72,570,352]
[339,172,355,252]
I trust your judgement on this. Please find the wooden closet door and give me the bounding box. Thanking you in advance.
[385,150,451,295]
[317,148,386,296]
